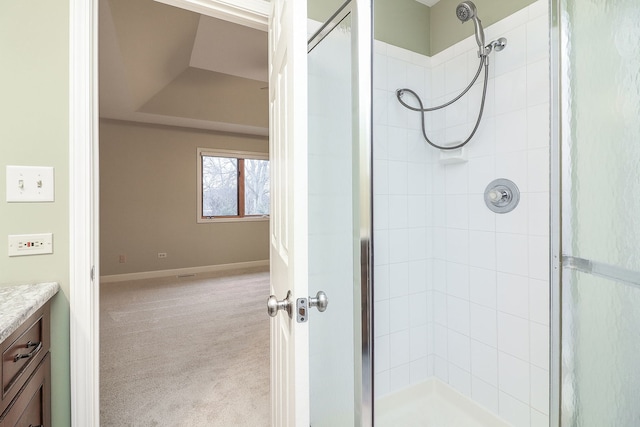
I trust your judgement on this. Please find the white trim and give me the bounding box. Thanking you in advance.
[198,147,269,160]
[154,0,270,31]
[100,260,269,283]
[102,111,269,137]
[197,216,269,223]
[69,0,100,425]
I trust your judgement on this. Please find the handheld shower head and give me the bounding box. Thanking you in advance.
[456,1,476,22]
[456,1,486,56]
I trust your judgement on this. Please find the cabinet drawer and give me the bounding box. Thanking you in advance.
[0,353,50,427]
[1,306,50,407]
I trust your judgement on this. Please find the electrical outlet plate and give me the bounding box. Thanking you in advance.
[8,233,53,256]
[6,165,55,202]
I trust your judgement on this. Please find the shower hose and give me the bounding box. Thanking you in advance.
[396,55,489,150]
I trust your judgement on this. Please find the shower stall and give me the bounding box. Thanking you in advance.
[303,0,640,425]
[371,1,551,425]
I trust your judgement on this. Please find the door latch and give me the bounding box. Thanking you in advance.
[296,291,328,323]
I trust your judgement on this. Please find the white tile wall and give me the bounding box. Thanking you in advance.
[472,376,500,414]
[471,339,498,386]
[373,1,551,424]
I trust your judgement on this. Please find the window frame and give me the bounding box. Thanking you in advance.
[197,148,270,223]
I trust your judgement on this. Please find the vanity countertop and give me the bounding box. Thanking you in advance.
[0,282,59,343]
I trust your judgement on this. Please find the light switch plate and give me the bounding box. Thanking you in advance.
[6,165,55,202]
[8,233,53,256]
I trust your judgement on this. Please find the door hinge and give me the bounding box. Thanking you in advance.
[90,266,95,281]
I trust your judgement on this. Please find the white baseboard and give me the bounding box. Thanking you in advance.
[100,260,269,283]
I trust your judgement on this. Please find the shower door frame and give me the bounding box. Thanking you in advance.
[549,0,562,426]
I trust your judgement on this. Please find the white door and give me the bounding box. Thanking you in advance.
[268,0,309,425]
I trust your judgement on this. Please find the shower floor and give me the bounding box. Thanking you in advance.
[375,379,511,427]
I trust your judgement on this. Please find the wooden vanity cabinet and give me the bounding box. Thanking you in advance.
[0,304,51,427]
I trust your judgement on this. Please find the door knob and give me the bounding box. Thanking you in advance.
[296,291,329,322]
[267,290,293,318]
[309,291,328,312]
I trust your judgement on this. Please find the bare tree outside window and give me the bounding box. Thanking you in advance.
[245,159,270,215]
[200,153,269,218]
[202,156,238,216]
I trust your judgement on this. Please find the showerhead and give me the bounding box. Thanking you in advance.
[456,1,486,56]
[456,1,476,22]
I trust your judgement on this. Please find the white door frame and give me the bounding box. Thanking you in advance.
[69,0,99,424]
[68,1,269,425]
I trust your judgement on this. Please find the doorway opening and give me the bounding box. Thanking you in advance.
[98,0,270,424]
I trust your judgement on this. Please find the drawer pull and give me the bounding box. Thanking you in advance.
[29,425,44,427]
[13,340,42,362]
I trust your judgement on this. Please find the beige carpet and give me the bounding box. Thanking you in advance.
[100,268,270,426]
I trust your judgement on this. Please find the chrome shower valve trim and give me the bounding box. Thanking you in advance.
[484,178,520,214]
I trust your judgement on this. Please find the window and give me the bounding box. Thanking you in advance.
[197,148,269,222]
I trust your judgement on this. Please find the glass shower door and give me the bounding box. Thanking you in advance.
[558,0,640,424]
[307,6,363,426]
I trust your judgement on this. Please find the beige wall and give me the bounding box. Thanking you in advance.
[0,1,71,426]
[100,120,270,277]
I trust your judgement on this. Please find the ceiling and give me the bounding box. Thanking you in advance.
[99,0,269,136]
[99,0,439,137]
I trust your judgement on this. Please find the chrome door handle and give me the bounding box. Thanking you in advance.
[309,291,328,312]
[267,290,293,318]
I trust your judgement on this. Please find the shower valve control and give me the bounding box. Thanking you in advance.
[484,178,520,214]
[296,291,329,323]
[488,189,508,202]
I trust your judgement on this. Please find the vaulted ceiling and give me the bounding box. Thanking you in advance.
[99,0,269,136]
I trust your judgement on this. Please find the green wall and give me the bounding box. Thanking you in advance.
[0,1,71,426]
[430,0,537,55]
[308,0,431,57]
[309,0,536,57]
[374,0,430,56]
[308,0,345,25]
